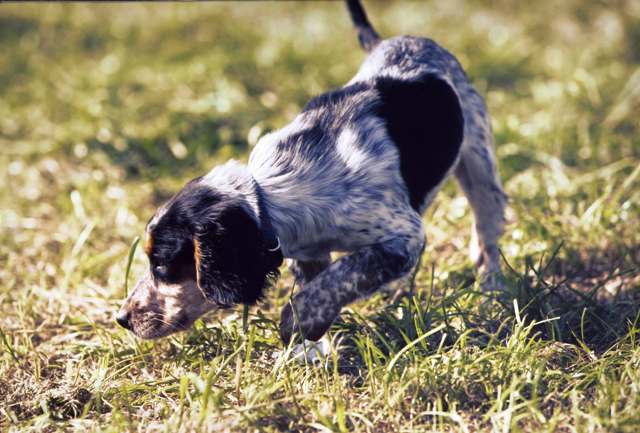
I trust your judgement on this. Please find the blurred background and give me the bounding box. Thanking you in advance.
[2,0,640,358]
[1,1,639,429]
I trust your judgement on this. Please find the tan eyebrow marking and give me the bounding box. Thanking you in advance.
[144,231,154,256]
[193,238,205,295]
[193,238,201,275]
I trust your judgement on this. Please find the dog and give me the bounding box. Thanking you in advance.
[116,0,506,344]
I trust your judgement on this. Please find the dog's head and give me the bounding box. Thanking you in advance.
[116,179,283,339]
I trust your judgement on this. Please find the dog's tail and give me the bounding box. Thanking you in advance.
[345,0,380,52]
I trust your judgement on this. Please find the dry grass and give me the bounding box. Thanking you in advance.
[1,1,639,431]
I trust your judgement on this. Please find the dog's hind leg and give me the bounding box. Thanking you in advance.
[454,101,507,291]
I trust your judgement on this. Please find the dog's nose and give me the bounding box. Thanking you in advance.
[116,311,132,330]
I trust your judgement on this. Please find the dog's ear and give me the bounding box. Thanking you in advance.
[193,202,283,306]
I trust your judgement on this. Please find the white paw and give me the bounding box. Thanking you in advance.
[290,337,331,363]
[273,336,333,366]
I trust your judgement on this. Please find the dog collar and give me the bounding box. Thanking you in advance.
[254,181,281,253]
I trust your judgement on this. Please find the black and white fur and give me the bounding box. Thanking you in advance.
[117,0,506,344]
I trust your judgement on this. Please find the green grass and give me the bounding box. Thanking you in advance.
[1,1,639,431]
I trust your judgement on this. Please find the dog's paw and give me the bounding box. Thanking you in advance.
[273,336,333,366]
[291,337,331,364]
[279,296,338,345]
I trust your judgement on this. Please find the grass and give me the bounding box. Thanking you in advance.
[1,1,639,431]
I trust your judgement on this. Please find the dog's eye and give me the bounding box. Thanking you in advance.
[154,265,168,276]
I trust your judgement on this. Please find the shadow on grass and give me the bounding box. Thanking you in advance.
[505,243,640,352]
[328,243,639,377]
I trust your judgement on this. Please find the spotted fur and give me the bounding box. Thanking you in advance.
[117,0,506,343]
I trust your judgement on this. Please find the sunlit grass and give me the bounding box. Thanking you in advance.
[1,1,639,432]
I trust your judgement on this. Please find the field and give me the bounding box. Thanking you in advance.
[1,1,640,432]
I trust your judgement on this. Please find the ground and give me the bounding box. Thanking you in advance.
[1,1,639,432]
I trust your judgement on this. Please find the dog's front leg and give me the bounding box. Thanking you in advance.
[288,255,332,286]
[279,237,424,344]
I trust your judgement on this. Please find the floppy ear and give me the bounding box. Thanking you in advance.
[193,202,283,306]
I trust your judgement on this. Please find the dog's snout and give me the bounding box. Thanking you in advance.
[116,311,132,330]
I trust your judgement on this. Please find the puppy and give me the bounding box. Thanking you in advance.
[117,0,506,343]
